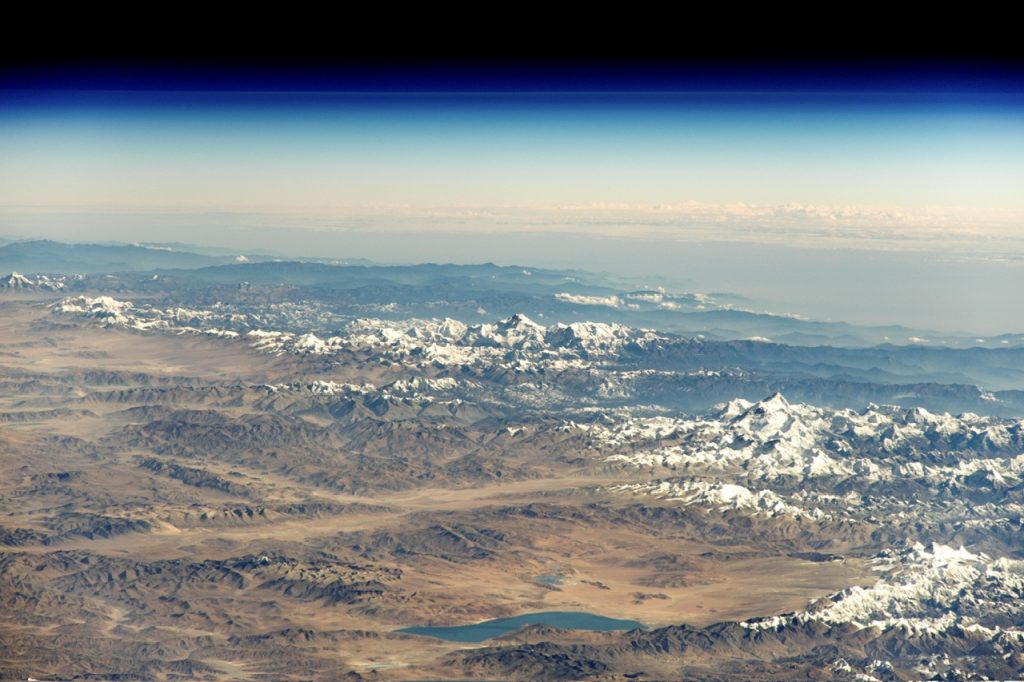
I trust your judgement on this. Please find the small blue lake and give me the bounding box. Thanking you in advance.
[397,611,645,642]
[533,574,565,586]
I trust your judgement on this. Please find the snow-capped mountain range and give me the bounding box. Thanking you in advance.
[1,271,69,290]
[744,541,1024,645]
[53,296,665,369]
[600,393,1023,481]
[28,283,1024,679]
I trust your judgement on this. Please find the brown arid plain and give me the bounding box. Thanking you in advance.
[1,299,881,680]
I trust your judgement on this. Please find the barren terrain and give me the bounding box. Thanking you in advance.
[2,275,1023,680]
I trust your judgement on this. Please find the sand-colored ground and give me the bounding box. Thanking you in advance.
[0,299,879,680]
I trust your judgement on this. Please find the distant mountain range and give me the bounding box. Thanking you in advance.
[4,238,1022,350]
[0,239,249,272]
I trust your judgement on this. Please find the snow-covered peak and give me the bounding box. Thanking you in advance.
[731,392,804,431]
[717,398,754,419]
[807,542,1009,628]
[501,312,542,330]
[605,393,1023,482]
[543,321,653,354]
[53,296,136,325]
[1,271,34,289]
[383,377,459,396]
[612,478,829,520]
[292,332,329,353]
[2,272,68,290]
[261,380,376,396]
[754,391,790,412]
[743,542,1024,637]
[464,314,548,349]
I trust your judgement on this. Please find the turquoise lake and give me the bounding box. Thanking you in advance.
[397,611,645,642]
